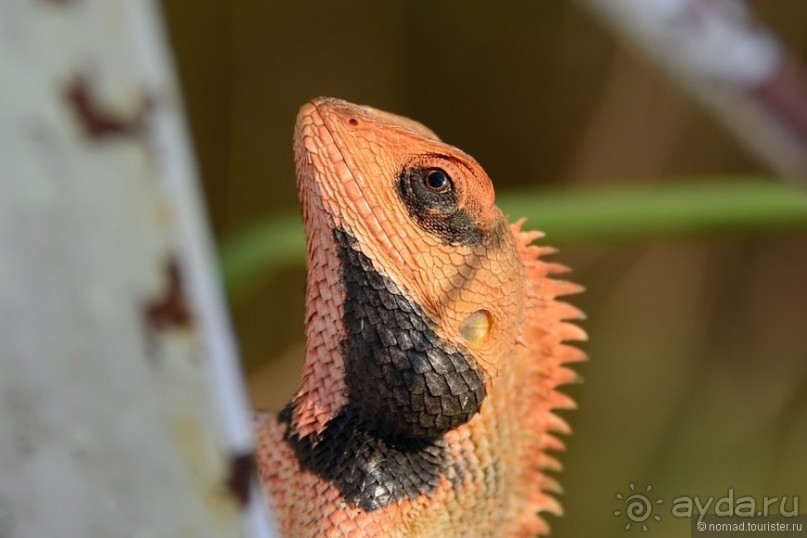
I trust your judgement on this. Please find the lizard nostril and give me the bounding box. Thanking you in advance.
[348,118,359,126]
[460,310,492,345]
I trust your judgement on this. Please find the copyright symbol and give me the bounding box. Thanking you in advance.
[697,521,707,532]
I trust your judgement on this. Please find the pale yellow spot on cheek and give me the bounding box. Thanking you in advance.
[460,309,492,345]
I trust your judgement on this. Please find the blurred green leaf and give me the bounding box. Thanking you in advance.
[220,212,304,302]
[219,178,807,301]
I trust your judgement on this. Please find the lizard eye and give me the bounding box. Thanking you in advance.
[397,161,483,245]
[399,166,457,211]
[424,168,452,193]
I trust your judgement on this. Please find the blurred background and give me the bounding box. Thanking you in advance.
[161,1,807,536]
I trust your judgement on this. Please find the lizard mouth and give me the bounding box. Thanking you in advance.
[293,98,370,233]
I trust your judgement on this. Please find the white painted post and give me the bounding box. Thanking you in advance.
[0,1,277,537]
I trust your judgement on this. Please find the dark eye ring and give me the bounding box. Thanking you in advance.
[423,168,452,193]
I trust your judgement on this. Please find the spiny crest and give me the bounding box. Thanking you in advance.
[510,219,586,536]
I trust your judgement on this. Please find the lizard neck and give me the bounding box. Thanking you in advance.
[286,222,489,511]
[292,223,487,442]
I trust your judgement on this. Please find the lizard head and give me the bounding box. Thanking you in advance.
[291,97,525,441]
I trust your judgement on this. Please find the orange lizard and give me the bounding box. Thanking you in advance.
[255,97,586,537]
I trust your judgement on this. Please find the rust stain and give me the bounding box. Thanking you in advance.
[64,73,152,140]
[754,54,807,145]
[224,451,256,508]
[143,258,194,333]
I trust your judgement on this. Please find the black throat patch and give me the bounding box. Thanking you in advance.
[281,227,484,511]
[279,405,451,511]
[335,227,485,440]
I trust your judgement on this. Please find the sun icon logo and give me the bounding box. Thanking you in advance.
[613,483,663,531]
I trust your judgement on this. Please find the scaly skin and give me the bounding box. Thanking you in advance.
[256,97,586,537]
